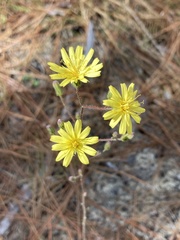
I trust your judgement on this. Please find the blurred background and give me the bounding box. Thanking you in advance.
[0,0,180,239]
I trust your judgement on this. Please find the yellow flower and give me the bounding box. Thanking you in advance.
[50,119,99,167]
[103,83,145,135]
[48,46,103,87]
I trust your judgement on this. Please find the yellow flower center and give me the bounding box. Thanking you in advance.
[72,140,81,149]
[122,103,129,112]
[121,102,129,112]
[70,69,80,80]
[120,101,130,112]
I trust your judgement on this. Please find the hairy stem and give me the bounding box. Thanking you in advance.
[59,95,75,122]
[78,169,87,240]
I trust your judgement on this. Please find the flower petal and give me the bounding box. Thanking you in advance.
[64,121,75,137]
[128,83,135,94]
[119,116,127,134]
[52,143,68,151]
[81,49,94,68]
[130,113,141,123]
[85,71,101,77]
[74,119,82,138]
[69,47,76,65]
[50,135,63,143]
[61,48,71,66]
[63,150,74,167]
[80,126,91,139]
[120,83,128,100]
[90,58,100,66]
[60,79,72,87]
[134,106,146,114]
[81,145,97,156]
[56,150,68,162]
[103,110,115,120]
[58,128,72,140]
[49,74,63,80]
[109,85,121,100]
[109,115,122,128]
[78,77,88,83]
[127,118,132,134]
[83,136,99,145]
[48,62,61,73]
[77,152,89,165]
[75,46,83,59]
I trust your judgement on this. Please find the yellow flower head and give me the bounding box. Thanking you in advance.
[103,83,145,135]
[48,46,103,87]
[50,119,99,167]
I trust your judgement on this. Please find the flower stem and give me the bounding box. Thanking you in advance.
[76,88,82,107]
[75,88,84,119]
[59,95,75,122]
[75,88,111,119]
[82,105,111,111]
[99,138,118,142]
[78,169,87,240]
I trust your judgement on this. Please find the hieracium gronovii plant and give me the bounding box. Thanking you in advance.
[48,45,145,167]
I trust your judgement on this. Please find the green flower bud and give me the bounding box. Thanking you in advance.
[120,133,134,142]
[57,119,64,129]
[46,125,55,135]
[103,141,111,152]
[52,81,62,96]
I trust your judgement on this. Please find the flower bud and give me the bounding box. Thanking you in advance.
[52,81,62,96]
[69,176,78,183]
[120,133,134,142]
[57,119,64,129]
[103,141,111,152]
[46,125,55,135]
[112,131,118,139]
